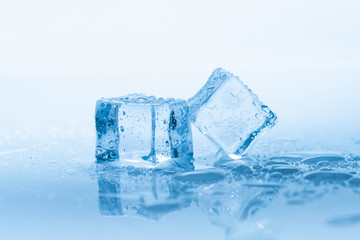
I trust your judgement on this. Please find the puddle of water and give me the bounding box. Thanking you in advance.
[1,139,360,240]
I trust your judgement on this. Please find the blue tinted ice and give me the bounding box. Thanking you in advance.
[97,166,191,220]
[188,68,277,157]
[95,94,193,163]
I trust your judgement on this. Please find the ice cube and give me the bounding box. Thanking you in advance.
[188,68,277,157]
[95,94,193,163]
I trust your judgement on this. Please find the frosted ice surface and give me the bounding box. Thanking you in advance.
[95,94,193,163]
[188,68,277,157]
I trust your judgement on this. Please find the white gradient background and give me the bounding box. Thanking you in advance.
[1,0,360,136]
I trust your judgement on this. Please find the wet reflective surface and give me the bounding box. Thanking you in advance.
[1,131,360,240]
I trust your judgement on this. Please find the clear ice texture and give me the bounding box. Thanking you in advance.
[188,68,277,156]
[97,166,191,220]
[95,94,193,163]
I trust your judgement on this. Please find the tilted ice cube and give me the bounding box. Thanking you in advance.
[95,94,193,163]
[188,68,277,157]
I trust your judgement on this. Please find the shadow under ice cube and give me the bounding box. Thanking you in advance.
[95,94,193,163]
[188,68,277,157]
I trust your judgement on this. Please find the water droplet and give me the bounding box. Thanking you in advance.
[304,172,352,183]
[206,102,217,110]
[269,172,283,180]
[108,140,115,148]
[302,155,345,165]
[232,165,253,176]
[230,91,238,97]
[214,122,221,127]
[349,177,360,187]
[265,161,289,166]
[200,126,208,134]
[271,167,299,175]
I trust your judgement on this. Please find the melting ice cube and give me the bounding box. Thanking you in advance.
[188,68,277,157]
[95,94,193,163]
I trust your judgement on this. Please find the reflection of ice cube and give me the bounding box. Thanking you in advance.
[189,68,277,157]
[96,165,191,221]
[95,94,193,163]
[197,182,278,240]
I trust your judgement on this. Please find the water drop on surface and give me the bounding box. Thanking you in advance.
[270,172,283,179]
[230,91,238,97]
[108,140,115,148]
[349,178,360,187]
